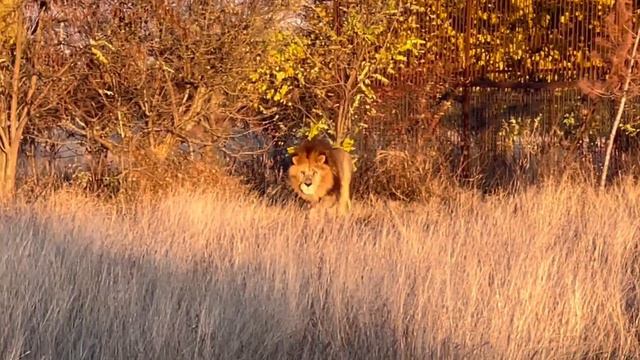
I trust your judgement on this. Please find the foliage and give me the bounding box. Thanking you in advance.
[498,114,541,150]
[248,0,618,153]
[29,0,292,177]
[247,0,449,148]
[461,0,615,82]
[0,0,636,197]
[0,0,18,48]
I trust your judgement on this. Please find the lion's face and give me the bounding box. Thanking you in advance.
[287,138,352,216]
[289,153,332,198]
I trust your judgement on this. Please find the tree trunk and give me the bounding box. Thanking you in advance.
[0,151,6,197]
[600,23,640,190]
[0,144,18,201]
[0,7,25,202]
[336,98,350,144]
[335,69,357,145]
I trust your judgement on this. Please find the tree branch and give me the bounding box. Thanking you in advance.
[9,11,25,143]
[61,122,118,153]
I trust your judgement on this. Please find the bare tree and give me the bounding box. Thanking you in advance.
[578,0,640,188]
[600,25,640,189]
[0,6,35,200]
[2,0,293,192]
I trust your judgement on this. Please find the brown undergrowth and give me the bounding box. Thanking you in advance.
[1,180,640,358]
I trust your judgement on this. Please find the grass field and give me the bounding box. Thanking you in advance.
[1,181,640,359]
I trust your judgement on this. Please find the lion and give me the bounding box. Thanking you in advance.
[288,137,353,217]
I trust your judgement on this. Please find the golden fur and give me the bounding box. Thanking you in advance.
[288,138,353,216]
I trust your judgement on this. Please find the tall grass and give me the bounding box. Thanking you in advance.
[1,181,639,359]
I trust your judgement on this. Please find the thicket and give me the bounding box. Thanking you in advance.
[0,0,638,201]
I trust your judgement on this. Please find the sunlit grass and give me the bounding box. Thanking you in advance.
[1,181,639,358]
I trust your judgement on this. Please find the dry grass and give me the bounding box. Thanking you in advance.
[1,181,640,359]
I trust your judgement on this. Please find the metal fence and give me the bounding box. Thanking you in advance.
[362,0,640,180]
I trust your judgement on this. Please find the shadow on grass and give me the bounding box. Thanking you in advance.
[0,205,483,359]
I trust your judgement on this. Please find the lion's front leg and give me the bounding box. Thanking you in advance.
[337,181,351,217]
[327,193,350,217]
[308,195,337,220]
[308,201,325,220]
[337,199,350,217]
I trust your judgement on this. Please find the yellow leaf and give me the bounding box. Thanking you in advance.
[393,54,407,62]
[91,47,109,65]
[90,39,115,51]
[308,120,329,140]
[358,63,371,81]
[340,137,355,152]
[372,73,390,85]
[359,83,375,99]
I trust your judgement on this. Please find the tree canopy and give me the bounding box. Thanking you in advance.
[247,0,617,148]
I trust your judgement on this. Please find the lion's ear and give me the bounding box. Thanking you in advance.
[291,155,300,165]
[317,154,326,164]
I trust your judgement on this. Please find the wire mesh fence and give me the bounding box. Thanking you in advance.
[363,0,640,182]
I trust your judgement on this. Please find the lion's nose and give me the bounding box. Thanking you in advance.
[303,179,313,186]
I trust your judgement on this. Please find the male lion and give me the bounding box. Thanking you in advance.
[288,138,353,217]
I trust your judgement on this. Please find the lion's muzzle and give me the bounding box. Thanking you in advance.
[300,182,316,195]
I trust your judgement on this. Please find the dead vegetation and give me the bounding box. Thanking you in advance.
[1,181,640,358]
[0,1,639,357]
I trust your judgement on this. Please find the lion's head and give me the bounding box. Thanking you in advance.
[288,140,335,202]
